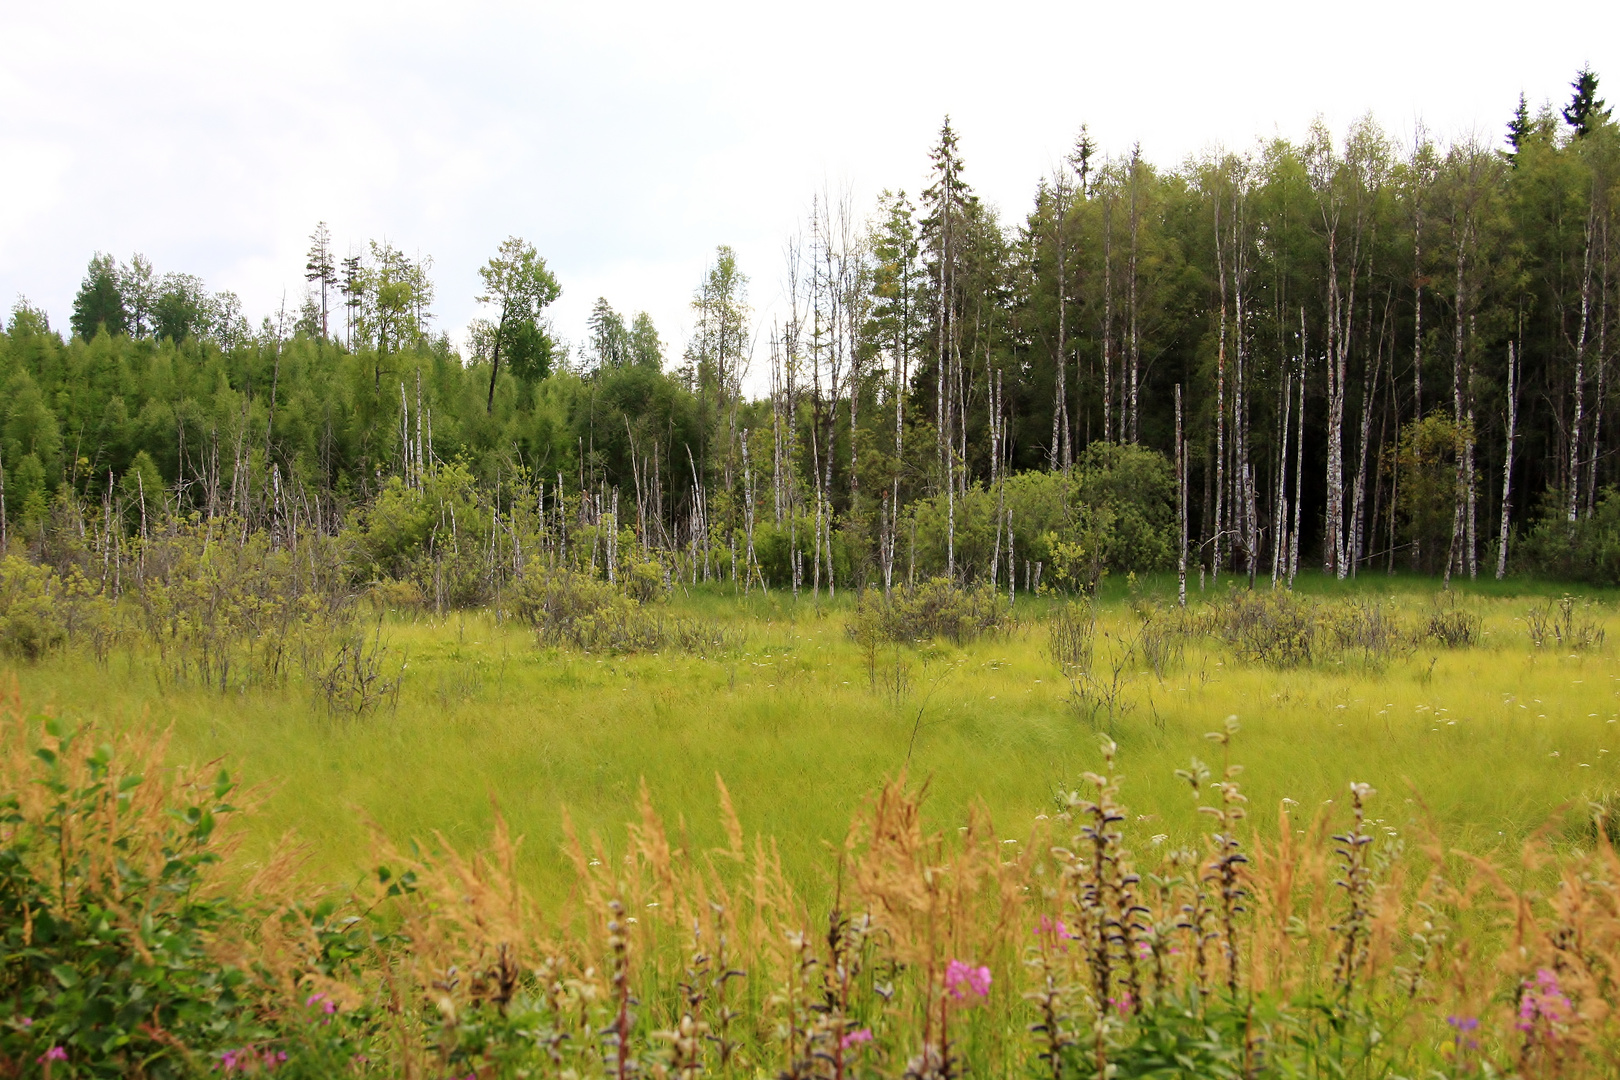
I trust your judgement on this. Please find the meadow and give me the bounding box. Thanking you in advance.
[9,569,1620,1077]
[11,572,1617,906]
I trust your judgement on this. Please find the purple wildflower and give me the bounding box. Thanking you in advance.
[840,1027,873,1050]
[1517,968,1571,1034]
[944,959,992,1001]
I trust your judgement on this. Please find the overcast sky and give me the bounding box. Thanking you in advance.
[2,0,1616,380]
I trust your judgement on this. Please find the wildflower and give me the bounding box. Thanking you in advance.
[1109,992,1135,1015]
[840,1027,873,1050]
[1035,915,1076,942]
[38,1046,68,1063]
[1517,968,1571,1034]
[305,992,337,1014]
[18,1017,31,1028]
[1446,1015,1479,1032]
[944,959,992,1001]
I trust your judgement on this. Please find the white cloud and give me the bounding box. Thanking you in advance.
[2,0,1614,382]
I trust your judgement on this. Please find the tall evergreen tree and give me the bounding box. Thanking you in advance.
[587,298,631,370]
[1506,92,1533,163]
[304,222,338,340]
[628,312,663,370]
[1563,66,1612,137]
[70,254,127,340]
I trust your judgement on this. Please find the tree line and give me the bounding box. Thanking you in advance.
[3,68,1617,594]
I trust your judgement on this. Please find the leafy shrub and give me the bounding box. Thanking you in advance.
[512,562,735,653]
[0,556,67,659]
[0,716,254,1077]
[1513,487,1620,585]
[621,556,670,603]
[906,444,1177,587]
[131,520,355,691]
[1388,414,1471,575]
[1424,604,1481,648]
[1203,588,1318,666]
[848,577,1010,646]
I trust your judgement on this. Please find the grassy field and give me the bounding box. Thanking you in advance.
[8,571,1618,905]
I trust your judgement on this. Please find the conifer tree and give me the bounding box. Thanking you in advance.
[1506,93,1533,163]
[70,254,127,340]
[304,222,338,340]
[1563,66,1612,137]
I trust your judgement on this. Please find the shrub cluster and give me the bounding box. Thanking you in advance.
[1513,488,1620,585]
[848,577,1011,647]
[510,562,737,654]
[1199,589,1481,668]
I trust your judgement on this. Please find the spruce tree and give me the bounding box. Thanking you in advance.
[304,222,338,340]
[1506,92,1532,163]
[69,254,127,340]
[1563,66,1612,137]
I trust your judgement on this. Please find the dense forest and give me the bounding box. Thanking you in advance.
[4,70,1620,598]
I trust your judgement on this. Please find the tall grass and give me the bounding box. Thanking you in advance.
[6,579,1618,906]
[5,692,1620,1077]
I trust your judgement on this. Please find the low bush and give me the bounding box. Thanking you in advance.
[512,562,735,654]
[848,577,1011,646]
[1202,587,1319,666]
[1526,594,1607,651]
[1512,487,1620,585]
[0,716,259,1078]
[1424,603,1481,648]
[0,556,67,660]
[1046,600,1096,675]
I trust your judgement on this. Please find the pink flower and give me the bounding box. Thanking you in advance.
[38,1046,68,1063]
[1109,992,1134,1015]
[944,959,992,1001]
[19,1017,32,1028]
[1517,968,1571,1034]
[305,992,337,1014]
[1035,915,1077,942]
[840,1027,873,1050]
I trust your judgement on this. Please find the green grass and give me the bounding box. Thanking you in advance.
[9,574,1619,905]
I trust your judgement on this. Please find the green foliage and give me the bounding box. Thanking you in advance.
[0,556,67,659]
[849,576,1009,646]
[1564,65,1613,137]
[908,444,1176,586]
[69,254,128,341]
[1389,413,1470,575]
[130,520,354,692]
[510,562,733,654]
[1514,487,1620,584]
[0,718,251,1078]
